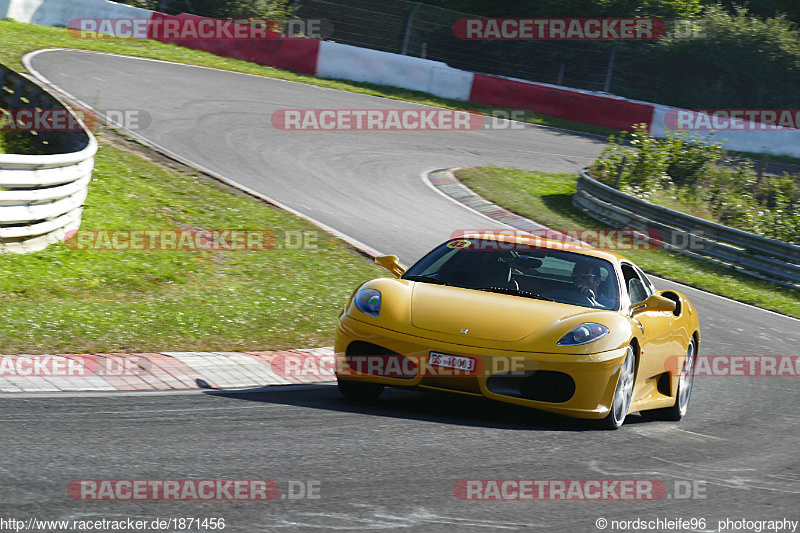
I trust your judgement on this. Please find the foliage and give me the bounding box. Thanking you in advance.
[115,0,293,20]
[0,131,52,155]
[646,5,800,108]
[421,0,797,22]
[592,124,721,193]
[419,0,704,18]
[591,127,799,243]
[414,1,800,109]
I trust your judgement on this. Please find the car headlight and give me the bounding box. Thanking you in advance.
[354,288,382,317]
[557,323,609,346]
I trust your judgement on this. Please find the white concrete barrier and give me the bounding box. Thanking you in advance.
[1,0,151,26]
[316,41,474,101]
[651,104,800,158]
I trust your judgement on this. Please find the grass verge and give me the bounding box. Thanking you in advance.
[455,166,800,319]
[0,19,616,138]
[0,136,383,354]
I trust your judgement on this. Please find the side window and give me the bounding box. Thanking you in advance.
[621,263,652,305]
[634,265,656,295]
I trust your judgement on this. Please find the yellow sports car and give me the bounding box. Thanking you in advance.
[334,234,700,429]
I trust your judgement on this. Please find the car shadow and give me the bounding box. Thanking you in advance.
[201,382,627,432]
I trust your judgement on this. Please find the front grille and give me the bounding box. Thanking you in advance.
[345,341,417,379]
[487,371,575,403]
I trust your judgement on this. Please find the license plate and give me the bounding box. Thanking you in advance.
[428,352,476,372]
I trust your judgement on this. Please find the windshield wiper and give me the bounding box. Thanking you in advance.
[476,287,553,301]
[405,275,448,285]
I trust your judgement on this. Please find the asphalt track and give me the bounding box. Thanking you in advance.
[4,49,798,531]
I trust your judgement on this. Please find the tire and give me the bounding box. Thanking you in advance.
[600,345,636,430]
[337,379,385,402]
[641,339,696,422]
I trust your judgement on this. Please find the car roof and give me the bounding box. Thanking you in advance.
[450,233,631,265]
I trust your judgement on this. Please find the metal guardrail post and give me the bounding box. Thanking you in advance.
[603,41,620,93]
[400,2,421,56]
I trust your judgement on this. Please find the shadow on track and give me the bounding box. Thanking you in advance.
[200,383,646,432]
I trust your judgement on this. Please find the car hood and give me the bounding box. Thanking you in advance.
[410,282,592,342]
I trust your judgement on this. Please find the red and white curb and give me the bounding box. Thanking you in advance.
[0,348,334,392]
[427,168,549,232]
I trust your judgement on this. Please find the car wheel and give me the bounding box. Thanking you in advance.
[641,339,696,421]
[337,379,385,401]
[600,345,636,430]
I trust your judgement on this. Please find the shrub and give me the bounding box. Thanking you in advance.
[590,128,799,244]
[592,125,721,193]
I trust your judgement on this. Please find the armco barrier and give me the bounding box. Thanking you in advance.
[573,171,800,289]
[1,0,150,27]
[0,64,96,253]
[316,41,474,101]
[650,104,800,158]
[149,12,319,75]
[470,74,654,132]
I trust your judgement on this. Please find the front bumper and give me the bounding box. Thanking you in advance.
[335,315,628,420]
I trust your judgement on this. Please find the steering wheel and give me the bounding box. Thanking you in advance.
[542,288,598,307]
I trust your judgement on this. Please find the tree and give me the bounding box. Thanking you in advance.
[114,0,292,19]
[417,0,704,18]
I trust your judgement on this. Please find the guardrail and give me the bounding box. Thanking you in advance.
[0,63,96,253]
[573,171,800,290]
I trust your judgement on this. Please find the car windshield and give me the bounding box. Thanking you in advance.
[402,239,621,311]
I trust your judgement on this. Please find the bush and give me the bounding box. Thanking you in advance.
[592,125,721,193]
[115,0,292,20]
[590,128,799,243]
[640,5,800,108]
[0,131,51,155]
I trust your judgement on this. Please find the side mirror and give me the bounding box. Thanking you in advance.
[631,294,676,315]
[375,255,405,278]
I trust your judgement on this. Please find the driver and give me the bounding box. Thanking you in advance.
[571,262,614,308]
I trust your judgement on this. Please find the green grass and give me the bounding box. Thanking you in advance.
[455,166,800,319]
[0,19,616,138]
[0,141,383,354]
